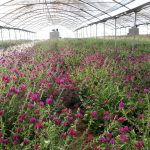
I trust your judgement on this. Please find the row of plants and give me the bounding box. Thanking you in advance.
[0,39,149,149]
[0,40,31,49]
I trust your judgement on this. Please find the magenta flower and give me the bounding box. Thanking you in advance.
[138,114,144,120]
[2,75,10,83]
[46,98,53,105]
[99,137,107,143]
[27,103,34,109]
[20,113,27,121]
[30,93,38,102]
[23,138,28,145]
[49,115,54,121]
[19,83,26,90]
[120,134,128,143]
[39,101,44,107]
[144,88,149,93]
[135,140,144,148]
[69,128,76,137]
[16,127,22,134]
[75,113,83,119]
[119,126,129,134]
[91,111,98,118]
[34,122,44,129]
[60,132,67,139]
[54,119,61,125]
[103,111,110,120]
[110,138,115,145]
[118,100,124,110]
[0,109,4,116]
[12,133,19,141]
[117,117,126,123]
[30,117,36,123]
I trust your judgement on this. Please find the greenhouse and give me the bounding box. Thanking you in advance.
[0,0,150,150]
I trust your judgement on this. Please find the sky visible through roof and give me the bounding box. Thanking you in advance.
[0,0,150,39]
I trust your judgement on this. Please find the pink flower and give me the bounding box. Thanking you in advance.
[63,122,68,126]
[49,115,54,121]
[21,113,27,120]
[34,122,44,129]
[99,137,107,143]
[69,128,76,137]
[118,100,124,110]
[28,103,34,109]
[119,126,129,134]
[61,108,68,113]
[60,132,67,139]
[19,83,26,90]
[103,111,110,120]
[55,119,61,125]
[46,98,53,105]
[12,133,19,141]
[39,101,44,107]
[16,127,22,133]
[0,109,4,116]
[30,93,38,102]
[138,114,144,120]
[120,134,128,143]
[2,75,10,83]
[23,138,29,145]
[110,138,115,145]
[35,144,39,150]
[144,89,149,93]
[117,117,126,123]
[135,140,144,148]
[75,113,83,119]
[91,111,98,118]
[30,117,36,123]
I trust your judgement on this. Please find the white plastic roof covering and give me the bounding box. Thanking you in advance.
[0,0,150,32]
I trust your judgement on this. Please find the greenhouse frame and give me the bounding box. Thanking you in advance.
[0,1,150,150]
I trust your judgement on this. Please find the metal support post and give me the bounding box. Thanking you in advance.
[90,25,91,38]
[115,17,117,49]
[104,22,106,39]
[1,29,3,42]
[96,24,97,39]
[8,29,11,42]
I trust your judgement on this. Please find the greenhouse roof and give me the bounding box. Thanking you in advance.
[0,0,150,32]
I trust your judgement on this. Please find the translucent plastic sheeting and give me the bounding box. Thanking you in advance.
[0,0,149,32]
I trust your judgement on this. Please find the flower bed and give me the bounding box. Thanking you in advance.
[0,39,149,150]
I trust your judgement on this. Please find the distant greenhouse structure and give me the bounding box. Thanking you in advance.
[0,0,150,40]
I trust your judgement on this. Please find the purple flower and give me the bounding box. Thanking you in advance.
[19,83,26,90]
[30,117,36,123]
[55,119,61,125]
[120,134,128,143]
[23,138,28,145]
[49,115,54,121]
[99,137,107,143]
[144,89,149,93]
[119,126,129,134]
[39,101,44,107]
[12,133,19,141]
[2,75,10,83]
[91,111,98,118]
[135,140,144,148]
[30,93,38,102]
[138,114,144,120]
[103,111,110,120]
[119,100,124,110]
[46,98,53,105]
[34,122,44,129]
[110,138,115,145]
